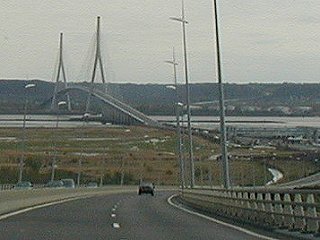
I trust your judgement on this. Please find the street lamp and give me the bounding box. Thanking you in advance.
[261,150,267,186]
[212,0,230,189]
[76,113,88,187]
[176,102,186,189]
[18,83,36,183]
[51,101,66,181]
[170,0,195,188]
[165,49,186,190]
[249,147,255,187]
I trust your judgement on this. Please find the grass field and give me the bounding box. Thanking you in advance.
[0,125,318,186]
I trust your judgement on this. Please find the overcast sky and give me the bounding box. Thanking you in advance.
[0,0,320,84]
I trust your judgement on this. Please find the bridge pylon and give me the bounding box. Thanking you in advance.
[86,16,107,113]
[51,32,72,112]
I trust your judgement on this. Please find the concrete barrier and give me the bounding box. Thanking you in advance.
[0,186,137,216]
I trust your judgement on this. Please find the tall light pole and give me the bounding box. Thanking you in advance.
[18,83,36,183]
[212,0,230,189]
[51,101,66,181]
[77,157,82,187]
[77,116,87,187]
[170,0,195,188]
[165,47,185,189]
[177,102,185,189]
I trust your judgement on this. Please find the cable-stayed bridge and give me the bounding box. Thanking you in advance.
[49,16,160,127]
[55,84,161,126]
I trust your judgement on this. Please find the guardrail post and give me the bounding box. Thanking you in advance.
[265,193,275,225]
[243,192,250,220]
[223,191,229,215]
[250,192,258,221]
[274,193,284,227]
[306,194,319,233]
[237,192,244,218]
[293,193,306,231]
[215,191,223,213]
[257,193,266,224]
[283,193,294,230]
[226,191,233,216]
[231,191,238,217]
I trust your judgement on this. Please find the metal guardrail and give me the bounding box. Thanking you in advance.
[0,184,14,191]
[181,188,320,234]
[0,184,49,191]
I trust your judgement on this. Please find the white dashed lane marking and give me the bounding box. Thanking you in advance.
[111,214,116,218]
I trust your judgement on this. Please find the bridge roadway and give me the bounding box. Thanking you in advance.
[58,85,162,127]
[0,191,277,240]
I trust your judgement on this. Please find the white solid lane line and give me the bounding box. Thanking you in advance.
[112,223,121,229]
[167,194,278,240]
[0,196,89,221]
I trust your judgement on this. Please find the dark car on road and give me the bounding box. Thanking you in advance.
[45,180,64,188]
[61,179,75,188]
[14,181,33,190]
[138,182,154,196]
[86,182,98,188]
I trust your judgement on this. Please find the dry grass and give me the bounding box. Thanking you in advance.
[0,125,318,185]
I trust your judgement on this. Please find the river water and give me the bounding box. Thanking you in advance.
[0,115,100,128]
[0,114,320,129]
[151,116,320,130]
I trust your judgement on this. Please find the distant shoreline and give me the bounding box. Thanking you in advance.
[158,120,284,124]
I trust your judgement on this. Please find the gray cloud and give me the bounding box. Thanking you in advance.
[0,0,319,84]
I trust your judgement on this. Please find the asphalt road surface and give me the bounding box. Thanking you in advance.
[0,191,271,240]
[278,172,320,188]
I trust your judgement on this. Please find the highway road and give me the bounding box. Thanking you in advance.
[0,191,275,240]
[277,172,320,189]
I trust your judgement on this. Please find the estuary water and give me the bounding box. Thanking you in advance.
[0,114,320,129]
[151,116,320,130]
[0,115,100,128]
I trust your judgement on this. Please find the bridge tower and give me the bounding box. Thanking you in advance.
[86,16,107,113]
[51,32,72,111]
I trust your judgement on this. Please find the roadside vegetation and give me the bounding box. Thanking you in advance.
[0,125,318,186]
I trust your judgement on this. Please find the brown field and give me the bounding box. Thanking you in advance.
[0,125,318,186]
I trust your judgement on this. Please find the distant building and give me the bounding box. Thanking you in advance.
[293,106,312,114]
[190,105,202,110]
[208,105,220,111]
[240,106,256,112]
[268,106,291,115]
[226,105,236,111]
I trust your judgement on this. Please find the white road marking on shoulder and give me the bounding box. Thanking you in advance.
[167,194,278,240]
[112,223,121,229]
[0,196,89,221]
